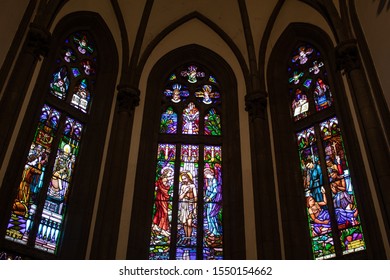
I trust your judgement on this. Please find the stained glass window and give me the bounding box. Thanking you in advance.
[149,64,223,260]
[289,44,365,259]
[4,31,97,255]
[288,45,333,121]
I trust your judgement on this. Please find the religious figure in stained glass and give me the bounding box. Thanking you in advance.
[73,34,94,54]
[150,144,176,255]
[160,107,177,134]
[152,166,174,236]
[195,85,220,104]
[306,189,331,237]
[180,65,205,83]
[81,60,95,76]
[309,61,324,74]
[178,171,197,246]
[5,30,97,255]
[292,89,309,120]
[63,48,76,63]
[314,78,332,111]
[182,102,199,134]
[164,84,189,103]
[71,79,91,112]
[50,67,70,99]
[150,64,224,260]
[292,46,313,64]
[289,71,304,85]
[204,164,222,236]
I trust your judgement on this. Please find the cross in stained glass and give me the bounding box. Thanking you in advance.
[180,65,205,83]
[195,85,220,104]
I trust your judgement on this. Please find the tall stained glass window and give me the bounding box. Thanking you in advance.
[149,64,223,260]
[5,31,97,254]
[288,44,365,259]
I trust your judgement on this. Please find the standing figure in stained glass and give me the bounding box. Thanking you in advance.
[182,103,199,134]
[204,164,222,236]
[152,166,174,236]
[48,145,72,199]
[13,168,39,217]
[305,157,323,203]
[178,171,197,245]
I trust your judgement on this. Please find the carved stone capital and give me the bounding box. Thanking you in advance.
[116,85,140,114]
[335,39,360,73]
[245,91,268,120]
[26,23,51,58]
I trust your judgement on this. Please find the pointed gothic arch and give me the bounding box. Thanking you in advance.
[128,45,246,260]
[0,12,118,259]
[268,23,386,259]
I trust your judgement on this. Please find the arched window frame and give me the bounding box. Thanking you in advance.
[268,23,385,259]
[0,12,118,259]
[127,45,246,260]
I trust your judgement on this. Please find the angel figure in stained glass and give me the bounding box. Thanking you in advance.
[50,68,69,99]
[195,85,220,104]
[181,65,205,83]
[309,61,324,74]
[81,60,95,75]
[73,35,94,55]
[289,71,304,84]
[63,49,76,63]
[164,84,189,103]
[292,46,313,64]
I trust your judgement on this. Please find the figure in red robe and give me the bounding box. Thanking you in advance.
[152,167,173,233]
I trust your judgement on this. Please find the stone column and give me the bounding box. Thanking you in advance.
[336,39,390,236]
[245,91,281,259]
[90,85,140,259]
[0,23,51,165]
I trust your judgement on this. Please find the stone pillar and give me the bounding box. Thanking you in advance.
[245,91,281,259]
[90,85,140,259]
[0,23,51,165]
[336,39,390,236]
